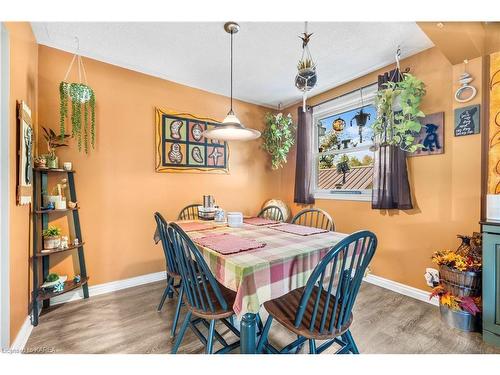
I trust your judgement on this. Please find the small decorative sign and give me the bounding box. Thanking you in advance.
[155,108,229,173]
[454,104,480,136]
[409,112,444,157]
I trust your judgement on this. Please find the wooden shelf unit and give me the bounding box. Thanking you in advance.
[31,168,89,326]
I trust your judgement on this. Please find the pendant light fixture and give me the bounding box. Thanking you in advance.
[203,22,260,141]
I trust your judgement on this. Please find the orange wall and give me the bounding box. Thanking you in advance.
[281,47,483,290]
[5,22,38,345]
[37,45,280,286]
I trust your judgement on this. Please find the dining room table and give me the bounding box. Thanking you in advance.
[183,220,349,354]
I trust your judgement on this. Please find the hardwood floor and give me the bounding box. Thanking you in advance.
[26,281,500,354]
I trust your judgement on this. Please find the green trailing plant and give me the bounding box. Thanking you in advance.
[372,73,426,152]
[261,112,296,170]
[42,126,69,161]
[42,226,61,238]
[46,273,60,282]
[59,82,96,153]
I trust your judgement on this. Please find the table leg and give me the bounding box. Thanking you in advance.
[240,313,257,354]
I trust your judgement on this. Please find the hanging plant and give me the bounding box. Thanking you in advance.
[261,113,296,170]
[59,44,96,154]
[372,73,426,152]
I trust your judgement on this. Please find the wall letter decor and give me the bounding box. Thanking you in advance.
[155,108,229,173]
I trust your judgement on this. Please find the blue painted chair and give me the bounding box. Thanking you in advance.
[257,205,284,222]
[257,230,377,354]
[153,212,183,339]
[291,208,335,231]
[178,204,201,220]
[167,222,240,354]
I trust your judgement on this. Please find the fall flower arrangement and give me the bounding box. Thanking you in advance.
[430,285,481,316]
[431,249,482,272]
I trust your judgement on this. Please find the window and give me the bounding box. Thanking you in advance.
[312,84,377,201]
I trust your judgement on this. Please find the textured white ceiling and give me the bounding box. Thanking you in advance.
[31,22,433,108]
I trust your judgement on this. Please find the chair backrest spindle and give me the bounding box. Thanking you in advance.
[178,203,201,221]
[294,231,377,335]
[153,212,179,275]
[167,223,228,313]
[291,208,334,231]
[257,205,284,222]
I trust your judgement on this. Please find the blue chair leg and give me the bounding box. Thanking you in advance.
[309,339,317,354]
[157,285,170,311]
[171,311,192,354]
[167,276,174,299]
[256,316,273,353]
[170,285,184,339]
[344,330,359,354]
[295,335,304,354]
[206,320,216,354]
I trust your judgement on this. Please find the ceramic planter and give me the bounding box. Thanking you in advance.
[43,235,61,250]
[46,156,59,169]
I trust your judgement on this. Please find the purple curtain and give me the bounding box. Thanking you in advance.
[294,106,315,205]
[372,69,413,210]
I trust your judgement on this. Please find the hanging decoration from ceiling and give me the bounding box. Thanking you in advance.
[295,21,317,112]
[454,59,477,103]
[59,37,96,154]
[350,87,371,143]
[202,22,260,141]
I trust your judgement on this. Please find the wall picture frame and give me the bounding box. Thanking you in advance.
[16,100,33,205]
[155,108,229,174]
[409,112,444,157]
[454,104,480,136]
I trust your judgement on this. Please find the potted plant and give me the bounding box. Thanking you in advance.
[295,58,317,92]
[43,226,62,249]
[261,112,296,170]
[60,81,96,153]
[429,233,482,332]
[336,155,351,185]
[372,73,426,152]
[42,126,70,169]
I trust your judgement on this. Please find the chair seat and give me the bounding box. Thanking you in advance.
[264,286,352,340]
[185,281,237,320]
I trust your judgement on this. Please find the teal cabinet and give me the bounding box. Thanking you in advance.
[481,223,500,347]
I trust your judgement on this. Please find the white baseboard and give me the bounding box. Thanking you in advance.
[10,316,33,352]
[50,271,167,306]
[364,273,439,306]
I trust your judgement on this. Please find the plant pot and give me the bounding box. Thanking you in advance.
[46,156,59,169]
[43,235,61,250]
[392,94,402,112]
[439,304,481,332]
[439,265,481,297]
[295,68,317,91]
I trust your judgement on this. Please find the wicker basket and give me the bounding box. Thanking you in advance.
[439,265,481,297]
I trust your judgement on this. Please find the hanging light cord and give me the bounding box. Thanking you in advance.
[230,29,234,114]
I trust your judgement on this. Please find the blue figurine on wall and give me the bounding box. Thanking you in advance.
[422,123,441,152]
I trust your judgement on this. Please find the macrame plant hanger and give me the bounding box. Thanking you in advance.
[295,21,317,112]
[60,37,96,153]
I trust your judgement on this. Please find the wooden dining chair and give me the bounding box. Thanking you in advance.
[167,222,241,354]
[257,230,378,354]
[257,205,284,222]
[153,212,184,339]
[178,204,201,220]
[291,208,335,231]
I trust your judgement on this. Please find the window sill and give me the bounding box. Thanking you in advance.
[313,192,372,202]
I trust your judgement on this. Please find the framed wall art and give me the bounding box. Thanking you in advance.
[155,108,229,173]
[17,100,33,205]
[409,112,444,157]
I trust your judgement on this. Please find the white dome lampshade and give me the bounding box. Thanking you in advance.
[202,22,261,142]
[203,111,261,141]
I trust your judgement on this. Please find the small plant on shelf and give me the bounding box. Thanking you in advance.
[261,112,296,170]
[42,226,62,250]
[42,126,70,169]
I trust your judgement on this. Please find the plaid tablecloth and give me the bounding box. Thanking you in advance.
[186,223,348,317]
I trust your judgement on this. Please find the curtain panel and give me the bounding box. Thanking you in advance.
[294,106,315,205]
[372,69,413,210]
